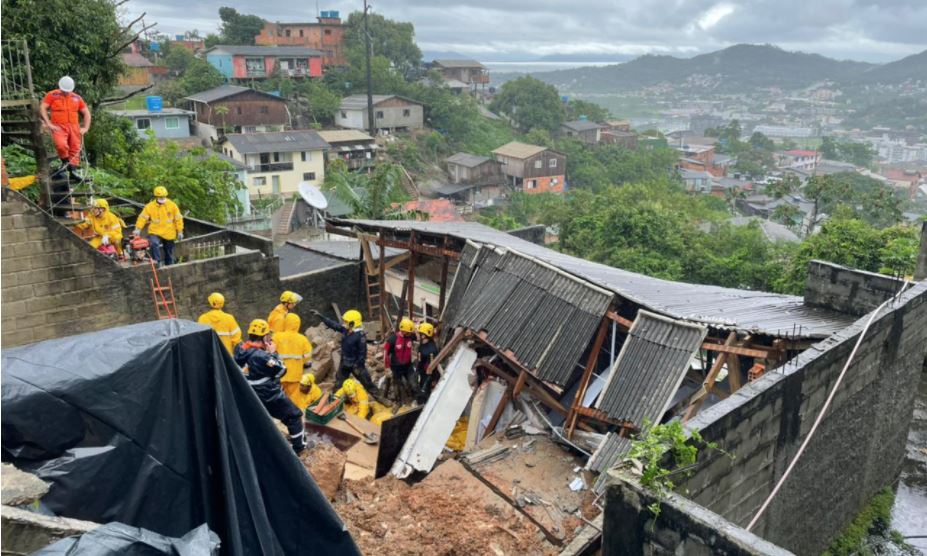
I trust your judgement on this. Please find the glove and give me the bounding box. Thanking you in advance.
[177,232,184,241]
[133,229,141,237]
[101,235,110,245]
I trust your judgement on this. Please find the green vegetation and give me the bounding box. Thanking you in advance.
[217,7,265,45]
[820,136,876,167]
[343,12,422,80]
[323,161,412,219]
[490,76,565,132]
[823,488,914,556]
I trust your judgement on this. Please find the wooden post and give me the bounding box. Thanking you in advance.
[484,385,513,438]
[378,235,386,336]
[566,316,610,439]
[683,331,737,422]
[438,255,449,318]
[407,231,416,319]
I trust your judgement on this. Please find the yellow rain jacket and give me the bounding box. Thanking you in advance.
[77,210,123,250]
[276,313,313,400]
[290,382,323,412]
[136,199,183,240]
[267,303,288,333]
[197,309,242,354]
[335,379,370,420]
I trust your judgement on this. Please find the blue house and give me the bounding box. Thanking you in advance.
[109,108,194,139]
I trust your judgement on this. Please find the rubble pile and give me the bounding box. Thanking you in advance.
[299,444,347,501]
[305,325,342,384]
[334,466,556,556]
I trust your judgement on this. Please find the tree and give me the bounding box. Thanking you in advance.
[323,161,410,219]
[565,99,610,123]
[301,81,341,124]
[490,76,565,132]
[218,7,264,45]
[164,47,195,74]
[84,111,143,173]
[2,0,144,105]
[820,136,877,167]
[180,59,226,95]
[344,11,422,80]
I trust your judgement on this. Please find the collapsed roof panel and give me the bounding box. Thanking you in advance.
[596,310,708,424]
[587,432,633,474]
[0,320,360,555]
[330,219,856,338]
[441,244,613,385]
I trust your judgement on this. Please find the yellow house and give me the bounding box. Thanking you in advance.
[220,131,329,198]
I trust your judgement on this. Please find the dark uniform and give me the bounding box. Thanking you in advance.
[321,316,378,393]
[416,338,440,403]
[384,331,415,401]
[235,341,306,453]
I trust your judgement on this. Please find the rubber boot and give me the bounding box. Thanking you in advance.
[67,164,84,183]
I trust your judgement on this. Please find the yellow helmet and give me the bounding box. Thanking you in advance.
[399,318,414,333]
[417,322,435,338]
[247,319,271,337]
[284,312,301,332]
[342,309,362,329]
[280,291,302,304]
[207,292,225,309]
[300,373,316,386]
[92,198,109,210]
[153,186,168,198]
[341,379,357,396]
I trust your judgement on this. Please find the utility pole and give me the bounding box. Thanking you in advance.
[363,0,375,137]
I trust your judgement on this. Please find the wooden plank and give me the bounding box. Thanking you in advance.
[513,370,528,397]
[382,251,410,270]
[359,236,377,275]
[378,235,387,335]
[605,311,633,330]
[702,342,772,359]
[566,316,610,439]
[407,231,416,318]
[426,328,468,375]
[728,341,744,393]
[684,331,737,422]
[484,385,513,438]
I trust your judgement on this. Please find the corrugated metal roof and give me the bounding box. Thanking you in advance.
[446,152,491,167]
[587,432,632,473]
[442,243,613,385]
[433,59,485,69]
[491,142,547,159]
[185,85,283,104]
[563,120,603,132]
[316,129,374,144]
[206,45,322,57]
[277,242,346,276]
[339,95,423,111]
[287,239,403,261]
[329,219,856,338]
[223,131,329,154]
[595,311,707,424]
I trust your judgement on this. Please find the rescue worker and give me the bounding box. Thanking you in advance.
[76,199,123,254]
[291,373,322,413]
[40,76,91,182]
[416,322,439,404]
[275,313,313,402]
[196,292,241,355]
[133,186,183,267]
[268,291,302,333]
[334,378,370,420]
[312,308,379,395]
[383,318,416,402]
[234,319,306,453]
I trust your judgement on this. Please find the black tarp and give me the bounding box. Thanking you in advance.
[1,320,360,556]
[34,522,220,555]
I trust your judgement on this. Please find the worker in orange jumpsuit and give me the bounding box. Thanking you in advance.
[39,76,91,182]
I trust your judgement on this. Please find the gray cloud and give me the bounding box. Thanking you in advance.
[128,0,927,62]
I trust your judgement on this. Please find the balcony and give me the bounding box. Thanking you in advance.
[245,70,267,78]
[248,162,294,173]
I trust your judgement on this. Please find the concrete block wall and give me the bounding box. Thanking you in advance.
[602,477,793,556]
[681,278,927,555]
[804,260,906,316]
[1,190,361,348]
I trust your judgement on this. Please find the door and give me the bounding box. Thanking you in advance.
[272,175,280,194]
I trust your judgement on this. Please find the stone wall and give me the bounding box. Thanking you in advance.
[680,277,927,554]
[804,260,906,316]
[602,477,792,556]
[507,224,546,245]
[1,190,361,348]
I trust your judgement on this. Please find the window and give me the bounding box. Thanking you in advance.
[302,172,316,181]
[324,29,332,35]
[376,110,384,119]
[272,152,281,162]
[534,159,542,169]
[549,158,557,168]
[164,117,179,130]
[340,111,347,118]
[253,177,266,186]
[285,29,291,37]
[136,118,151,130]
[301,151,309,162]
[527,180,537,190]
[299,30,304,37]
[244,126,257,133]
[236,106,242,115]
[402,109,411,117]
[260,105,269,114]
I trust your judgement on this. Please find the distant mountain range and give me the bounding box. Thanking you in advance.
[514,44,926,93]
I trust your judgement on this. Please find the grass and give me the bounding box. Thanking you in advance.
[822,488,897,556]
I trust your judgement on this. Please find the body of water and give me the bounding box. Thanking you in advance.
[482,60,622,74]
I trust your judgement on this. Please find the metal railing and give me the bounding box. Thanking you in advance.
[249,162,294,173]
[1,40,35,103]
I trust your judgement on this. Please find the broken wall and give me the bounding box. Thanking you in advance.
[1,190,361,348]
[678,278,927,554]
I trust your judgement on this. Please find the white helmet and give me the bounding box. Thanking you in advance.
[58,76,75,92]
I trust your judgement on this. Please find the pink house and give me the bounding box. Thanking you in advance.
[205,45,322,80]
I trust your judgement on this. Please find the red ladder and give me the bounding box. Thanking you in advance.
[148,257,177,319]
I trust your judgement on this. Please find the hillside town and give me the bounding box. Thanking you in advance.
[1,2,927,556]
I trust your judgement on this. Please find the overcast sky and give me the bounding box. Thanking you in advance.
[128,0,927,63]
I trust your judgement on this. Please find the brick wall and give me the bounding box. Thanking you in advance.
[602,478,792,556]
[1,190,361,348]
[679,277,927,554]
[805,260,906,316]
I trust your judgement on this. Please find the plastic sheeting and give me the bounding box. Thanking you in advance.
[1,320,359,556]
[34,522,219,555]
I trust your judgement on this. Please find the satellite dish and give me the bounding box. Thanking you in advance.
[298,182,328,210]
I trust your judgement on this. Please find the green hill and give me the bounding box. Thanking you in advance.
[844,49,927,85]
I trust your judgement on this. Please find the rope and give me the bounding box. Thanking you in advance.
[746,280,912,532]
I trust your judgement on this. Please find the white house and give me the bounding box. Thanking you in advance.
[219,131,329,198]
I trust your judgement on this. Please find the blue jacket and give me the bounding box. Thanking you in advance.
[234,342,285,384]
[321,317,367,368]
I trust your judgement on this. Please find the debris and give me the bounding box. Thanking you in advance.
[568,477,584,492]
[461,444,510,466]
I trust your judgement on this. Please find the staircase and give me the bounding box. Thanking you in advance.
[274,199,296,236]
[1,40,47,193]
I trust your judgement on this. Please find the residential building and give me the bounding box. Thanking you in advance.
[602,129,638,149]
[430,59,489,90]
[676,143,725,177]
[777,150,821,172]
[117,52,168,92]
[680,168,713,193]
[204,46,322,80]
[561,120,604,145]
[445,153,502,185]
[185,85,288,140]
[109,108,194,139]
[335,95,424,133]
[751,125,814,139]
[254,12,346,67]
[219,131,329,198]
[878,168,924,199]
[316,129,378,170]
[434,182,504,208]
[397,199,464,222]
[711,176,754,197]
[492,141,566,194]
[172,38,206,52]
[866,134,927,164]
[604,120,631,132]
